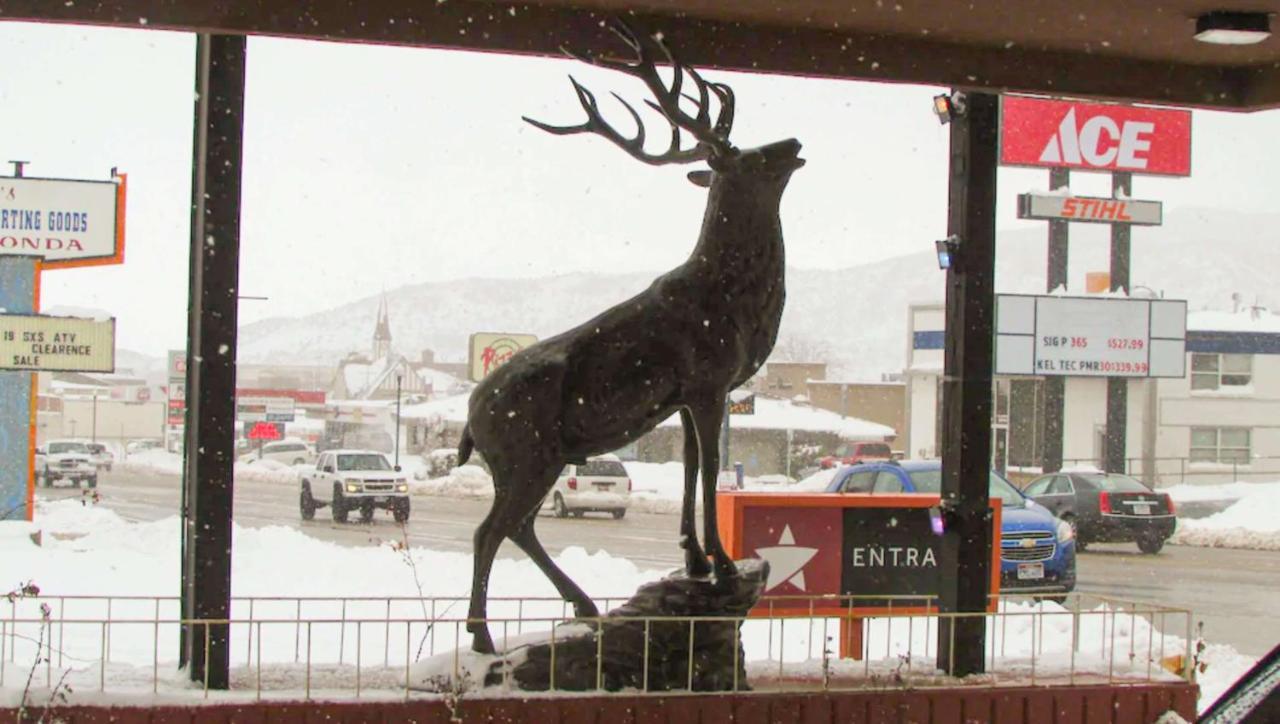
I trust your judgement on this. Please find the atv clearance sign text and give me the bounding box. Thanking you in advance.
[1001,97,1191,177]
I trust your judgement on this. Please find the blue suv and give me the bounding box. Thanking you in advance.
[824,460,1076,596]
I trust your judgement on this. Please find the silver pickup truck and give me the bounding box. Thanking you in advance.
[35,440,98,488]
[299,449,410,523]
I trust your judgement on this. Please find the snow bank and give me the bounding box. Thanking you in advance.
[1170,483,1280,550]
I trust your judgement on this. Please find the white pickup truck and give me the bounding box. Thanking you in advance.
[299,449,410,523]
[35,440,98,488]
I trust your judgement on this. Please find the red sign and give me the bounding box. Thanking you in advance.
[235,388,326,405]
[740,507,842,597]
[247,422,283,441]
[1001,96,1191,176]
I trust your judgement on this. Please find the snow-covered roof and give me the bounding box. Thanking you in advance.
[659,396,894,439]
[1187,309,1280,333]
[415,365,469,395]
[399,393,471,424]
[341,354,423,399]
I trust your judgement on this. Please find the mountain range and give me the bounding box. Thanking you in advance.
[226,207,1277,381]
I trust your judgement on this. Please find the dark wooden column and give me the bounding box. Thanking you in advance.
[936,90,998,677]
[180,33,246,689]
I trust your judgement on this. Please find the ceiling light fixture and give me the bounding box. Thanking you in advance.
[1194,11,1271,45]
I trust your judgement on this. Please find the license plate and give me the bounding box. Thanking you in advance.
[373,496,388,503]
[1133,503,1151,515]
[1017,563,1044,580]
[594,483,613,490]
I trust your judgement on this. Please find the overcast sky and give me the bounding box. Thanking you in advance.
[4,22,1280,356]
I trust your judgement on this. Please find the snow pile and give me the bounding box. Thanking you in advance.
[410,464,494,499]
[117,449,183,476]
[1163,480,1272,503]
[1171,483,1280,550]
[118,449,306,486]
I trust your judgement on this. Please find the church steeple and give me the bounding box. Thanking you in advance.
[373,295,392,359]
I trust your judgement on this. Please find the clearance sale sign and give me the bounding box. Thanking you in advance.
[1000,96,1192,177]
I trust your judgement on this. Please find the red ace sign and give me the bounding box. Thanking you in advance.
[1001,96,1191,176]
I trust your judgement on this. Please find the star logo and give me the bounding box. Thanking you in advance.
[755,524,819,591]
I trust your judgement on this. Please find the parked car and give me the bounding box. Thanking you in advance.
[1022,470,1176,554]
[543,454,631,519]
[825,460,1076,596]
[240,439,316,466]
[818,441,894,469]
[300,449,410,523]
[84,442,114,471]
[35,440,98,488]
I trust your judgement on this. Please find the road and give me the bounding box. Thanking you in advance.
[41,466,1280,657]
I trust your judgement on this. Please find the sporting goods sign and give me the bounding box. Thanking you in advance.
[1001,97,1191,176]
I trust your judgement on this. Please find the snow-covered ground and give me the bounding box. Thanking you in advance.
[0,500,1252,713]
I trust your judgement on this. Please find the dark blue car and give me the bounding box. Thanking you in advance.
[824,460,1077,595]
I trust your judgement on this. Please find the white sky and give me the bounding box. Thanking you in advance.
[3,22,1280,356]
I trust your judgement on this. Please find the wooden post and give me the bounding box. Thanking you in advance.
[936,90,998,677]
[179,33,246,690]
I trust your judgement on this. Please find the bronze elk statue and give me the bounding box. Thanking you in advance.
[458,19,804,654]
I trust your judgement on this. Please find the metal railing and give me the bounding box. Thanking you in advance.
[1013,455,1280,487]
[0,592,1195,702]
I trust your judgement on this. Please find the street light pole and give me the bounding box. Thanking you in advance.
[394,374,402,468]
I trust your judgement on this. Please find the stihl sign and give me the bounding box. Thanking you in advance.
[1017,193,1163,226]
[1001,97,1191,176]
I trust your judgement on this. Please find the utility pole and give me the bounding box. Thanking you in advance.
[394,374,402,468]
[1105,172,1132,474]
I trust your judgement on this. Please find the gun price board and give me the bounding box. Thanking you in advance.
[995,295,1186,378]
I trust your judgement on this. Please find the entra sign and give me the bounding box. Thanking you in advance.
[1001,96,1191,177]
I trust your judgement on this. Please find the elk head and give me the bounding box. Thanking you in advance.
[523,19,804,189]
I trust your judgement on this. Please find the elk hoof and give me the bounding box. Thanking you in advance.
[469,625,496,655]
[685,551,713,578]
[574,599,601,620]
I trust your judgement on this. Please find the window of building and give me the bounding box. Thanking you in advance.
[1190,427,1251,464]
[1191,353,1252,391]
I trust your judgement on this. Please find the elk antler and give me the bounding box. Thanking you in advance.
[523,18,737,166]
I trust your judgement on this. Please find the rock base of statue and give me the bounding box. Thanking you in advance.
[501,557,768,692]
[413,558,768,694]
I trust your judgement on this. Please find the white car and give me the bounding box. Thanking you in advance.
[35,440,98,488]
[239,439,316,466]
[543,454,631,519]
[84,442,114,471]
[299,449,410,523]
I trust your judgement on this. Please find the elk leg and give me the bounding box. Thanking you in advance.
[689,398,738,581]
[679,408,711,577]
[468,505,505,654]
[510,516,600,620]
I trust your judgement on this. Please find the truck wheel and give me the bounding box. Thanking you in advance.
[393,499,410,524]
[87,477,98,489]
[553,493,568,519]
[331,489,349,523]
[300,485,316,521]
[612,509,626,520]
